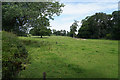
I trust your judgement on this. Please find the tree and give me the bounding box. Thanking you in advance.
[60,30,66,36]
[110,11,120,40]
[66,31,70,36]
[2,2,65,36]
[70,20,79,38]
[78,13,112,39]
[29,27,52,38]
[52,29,57,35]
[63,30,66,36]
[56,30,61,36]
[77,11,120,40]
[52,29,66,36]
[77,16,91,38]
[47,28,52,36]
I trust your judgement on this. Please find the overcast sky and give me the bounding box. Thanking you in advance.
[49,0,119,32]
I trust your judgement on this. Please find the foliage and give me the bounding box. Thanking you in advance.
[2,31,29,79]
[110,11,120,40]
[66,31,70,36]
[52,29,67,36]
[70,20,79,38]
[29,27,52,38]
[2,2,65,36]
[77,11,120,40]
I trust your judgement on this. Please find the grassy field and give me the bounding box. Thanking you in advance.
[18,36,118,78]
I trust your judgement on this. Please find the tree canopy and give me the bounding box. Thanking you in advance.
[111,11,120,40]
[29,27,52,38]
[2,2,64,36]
[70,20,79,38]
[77,11,120,40]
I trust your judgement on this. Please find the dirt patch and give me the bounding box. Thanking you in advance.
[81,39,86,40]
[76,38,87,40]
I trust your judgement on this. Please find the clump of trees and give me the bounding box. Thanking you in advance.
[2,2,65,37]
[70,11,120,40]
[52,29,67,36]
[29,27,52,38]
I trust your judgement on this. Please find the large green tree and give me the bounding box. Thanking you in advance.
[78,11,120,40]
[29,27,52,38]
[78,13,112,39]
[110,11,120,40]
[2,2,64,36]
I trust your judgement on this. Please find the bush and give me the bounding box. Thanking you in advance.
[106,33,112,39]
[2,31,29,79]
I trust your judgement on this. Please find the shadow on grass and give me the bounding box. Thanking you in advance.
[47,53,106,78]
[49,54,84,75]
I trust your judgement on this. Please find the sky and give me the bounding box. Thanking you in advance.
[49,0,119,32]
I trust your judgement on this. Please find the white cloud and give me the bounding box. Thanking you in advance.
[50,20,73,31]
[62,3,117,15]
[59,0,119,3]
[50,1,118,32]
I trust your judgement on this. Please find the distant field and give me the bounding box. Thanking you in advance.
[18,36,118,78]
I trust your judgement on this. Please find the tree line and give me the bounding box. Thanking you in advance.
[69,11,120,40]
[52,29,67,36]
[2,2,119,40]
[30,11,120,40]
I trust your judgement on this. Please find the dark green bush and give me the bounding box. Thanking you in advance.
[106,33,112,39]
[2,31,29,79]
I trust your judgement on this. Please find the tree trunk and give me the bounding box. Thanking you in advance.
[73,33,75,38]
[41,35,42,38]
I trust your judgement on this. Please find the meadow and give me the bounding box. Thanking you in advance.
[18,36,118,78]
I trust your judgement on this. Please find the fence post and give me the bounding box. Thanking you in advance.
[43,72,46,80]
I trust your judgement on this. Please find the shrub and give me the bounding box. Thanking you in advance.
[2,31,29,79]
[106,33,112,39]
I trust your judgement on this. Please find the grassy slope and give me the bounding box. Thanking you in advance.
[18,36,118,78]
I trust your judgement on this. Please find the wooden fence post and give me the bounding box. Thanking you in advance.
[43,72,46,80]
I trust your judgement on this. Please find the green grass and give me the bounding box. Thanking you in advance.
[18,36,118,78]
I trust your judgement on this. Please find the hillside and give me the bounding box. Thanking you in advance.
[18,36,118,78]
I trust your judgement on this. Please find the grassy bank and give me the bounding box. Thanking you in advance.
[18,36,118,78]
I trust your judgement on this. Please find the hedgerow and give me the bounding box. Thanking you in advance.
[2,31,29,79]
